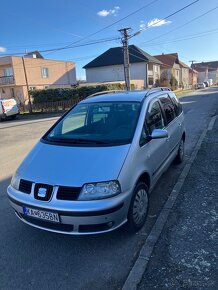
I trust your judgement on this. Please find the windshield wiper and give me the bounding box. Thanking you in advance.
[45,137,110,145]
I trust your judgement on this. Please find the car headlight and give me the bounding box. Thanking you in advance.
[11,172,21,190]
[78,180,121,200]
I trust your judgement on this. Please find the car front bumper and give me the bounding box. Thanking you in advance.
[7,185,132,235]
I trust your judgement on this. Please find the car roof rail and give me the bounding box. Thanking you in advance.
[86,90,126,99]
[146,87,171,96]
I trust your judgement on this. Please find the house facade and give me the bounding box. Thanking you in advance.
[83,45,162,88]
[189,68,198,86]
[0,52,76,103]
[154,53,190,89]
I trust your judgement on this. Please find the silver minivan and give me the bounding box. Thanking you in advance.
[8,88,185,235]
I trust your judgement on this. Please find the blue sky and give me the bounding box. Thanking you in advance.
[1,0,218,79]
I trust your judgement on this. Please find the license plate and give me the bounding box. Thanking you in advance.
[23,207,59,223]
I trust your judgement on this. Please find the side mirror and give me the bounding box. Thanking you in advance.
[151,129,168,139]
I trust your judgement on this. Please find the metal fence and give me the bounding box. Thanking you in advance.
[19,98,83,113]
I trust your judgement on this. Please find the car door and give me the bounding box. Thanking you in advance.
[159,94,179,158]
[140,99,169,179]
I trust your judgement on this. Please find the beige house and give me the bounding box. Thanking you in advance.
[179,61,190,89]
[154,53,182,87]
[0,51,76,104]
[154,53,190,88]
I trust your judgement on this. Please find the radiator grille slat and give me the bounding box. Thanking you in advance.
[57,186,81,200]
[19,179,32,194]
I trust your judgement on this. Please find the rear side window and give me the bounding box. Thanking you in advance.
[159,95,176,125]
[169,92,183,116]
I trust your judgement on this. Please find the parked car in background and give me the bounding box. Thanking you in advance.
[195,83,206,89]
[203,81,209,87]
[0,98,19,120]
[8,88,186,235]
[208,79,213,86]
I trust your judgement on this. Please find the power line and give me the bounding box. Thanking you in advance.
[0,36,119,57]
[141,28,218,47]
[45,0,161,56]
[140,6,218,45]
[144,0,200,28]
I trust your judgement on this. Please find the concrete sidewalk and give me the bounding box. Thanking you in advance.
[137,115,218,289]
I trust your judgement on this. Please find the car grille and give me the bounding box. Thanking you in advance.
[19,179,32,194]
[34,183,53,201]
[57,186,81,200]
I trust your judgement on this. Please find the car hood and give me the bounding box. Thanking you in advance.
[17,141,130,186]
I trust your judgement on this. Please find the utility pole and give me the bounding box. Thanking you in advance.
[118,28,131,91]
[22,57,32,113]
[189,60,196,88]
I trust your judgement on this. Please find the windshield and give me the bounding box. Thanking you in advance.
[44,101,141,146]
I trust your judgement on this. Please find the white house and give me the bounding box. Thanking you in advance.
[83,45,162,88]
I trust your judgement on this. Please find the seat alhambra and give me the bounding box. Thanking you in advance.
[8,88,185,235]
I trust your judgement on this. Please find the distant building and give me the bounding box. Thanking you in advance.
[189,68,198,86]
[193,61,218,84]
[83,45,162,88]
[154,53,190,88]
[0,51,76,103]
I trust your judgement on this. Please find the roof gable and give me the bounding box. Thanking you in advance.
[83,45,162,69]
[154,53,179,67]
[193,61,218,71]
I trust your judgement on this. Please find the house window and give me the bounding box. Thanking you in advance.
[4,67,13,76]
[41,67,49,78]
[10,88,15,98]
[154,65,158,73]
[29,86,36,91]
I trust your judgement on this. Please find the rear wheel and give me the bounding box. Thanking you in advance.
[174,138,185,164]
[128,182,149,232]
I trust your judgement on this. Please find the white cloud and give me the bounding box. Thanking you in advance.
[148,18,171,27]
[97,10,110,17]
[140,18,172,30]
[97,6,120,17]
[0,47,6,52]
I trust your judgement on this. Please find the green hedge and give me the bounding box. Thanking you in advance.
[29,83,132,104]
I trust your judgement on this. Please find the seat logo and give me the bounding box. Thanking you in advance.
[38,187,47,198]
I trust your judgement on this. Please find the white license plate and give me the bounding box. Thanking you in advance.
[23,207,59,223]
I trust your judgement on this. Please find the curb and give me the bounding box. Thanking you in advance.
[122,115,217,290]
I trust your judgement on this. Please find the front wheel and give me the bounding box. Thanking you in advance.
[128,182,149,232]
[174,138,185,164]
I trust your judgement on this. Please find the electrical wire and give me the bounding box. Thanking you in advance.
[44,0,161,56]
[140,6,218,45]
[0,37,119,57]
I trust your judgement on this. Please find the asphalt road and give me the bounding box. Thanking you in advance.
[0,87,218,290]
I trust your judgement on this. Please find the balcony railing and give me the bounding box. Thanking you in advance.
[0,76,15,85]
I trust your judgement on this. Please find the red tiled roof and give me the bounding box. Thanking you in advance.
[153,53,179,67]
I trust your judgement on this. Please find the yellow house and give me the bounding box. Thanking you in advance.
[0,51,76,104]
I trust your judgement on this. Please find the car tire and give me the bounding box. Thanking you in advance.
[11,115,17,120]
[128,182,149,232]
[174,138,185,164]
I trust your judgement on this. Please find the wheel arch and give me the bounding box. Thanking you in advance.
[135,171,151,190]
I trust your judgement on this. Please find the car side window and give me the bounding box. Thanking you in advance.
[140,101,165,146]
[159,95,176,125]
[146,101,165,134]
[168,92,183,116]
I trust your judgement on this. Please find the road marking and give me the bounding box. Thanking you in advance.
[122,114,217,290]
[208,115,217,131]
